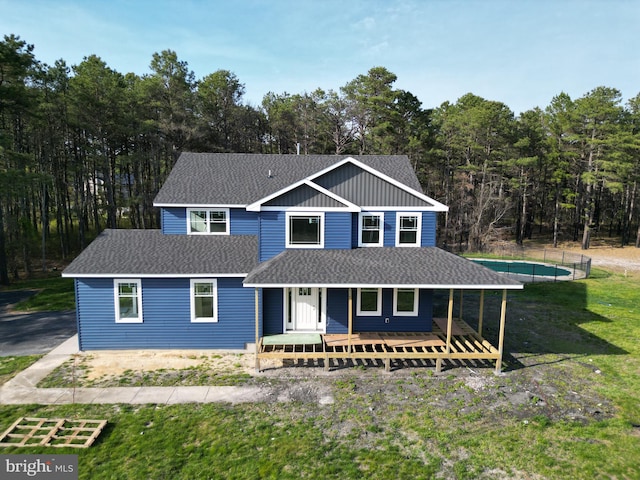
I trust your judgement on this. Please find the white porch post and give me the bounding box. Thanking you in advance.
[495,289,507,374]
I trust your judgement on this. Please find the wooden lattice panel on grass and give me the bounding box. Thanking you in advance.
[0,417,107,448]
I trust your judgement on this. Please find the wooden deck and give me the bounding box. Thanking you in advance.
[257,317,502,373]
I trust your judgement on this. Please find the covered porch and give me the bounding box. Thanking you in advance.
[254,288,510,373]
[244,247,523,374]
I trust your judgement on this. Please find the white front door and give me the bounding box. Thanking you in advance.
[288,287,324,332]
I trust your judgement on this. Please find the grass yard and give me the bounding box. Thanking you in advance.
[0,275,75,312]
[0,268,639,479]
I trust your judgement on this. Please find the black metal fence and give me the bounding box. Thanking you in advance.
[472,246,592,282]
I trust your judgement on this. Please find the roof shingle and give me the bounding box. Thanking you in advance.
[243,247,523,289]
[63,229,258,277]
[153,153,423,206]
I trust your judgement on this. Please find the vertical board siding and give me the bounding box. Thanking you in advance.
[262,288,284,335]
[161,208,187,234]
[325,212,352,249]
[314,163,431,206]
[230,209,259,235]
[76,277,255,350]
[259,211,285,261]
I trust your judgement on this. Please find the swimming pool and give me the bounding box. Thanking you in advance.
[471,259,573,280]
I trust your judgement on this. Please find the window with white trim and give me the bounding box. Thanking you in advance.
[395,213,421,246]
[114,279,143,323]
[357,288,382,316]
[286,213,324,248]
[187,208,229,234]
[190,279,218,322]
[393,288,419,316]
[358,212,384,247]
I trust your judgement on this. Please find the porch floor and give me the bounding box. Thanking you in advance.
[257,317,501,373]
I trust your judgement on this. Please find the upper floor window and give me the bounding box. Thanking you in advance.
[114,279,143,323]
[395,213,422,247]
[187,208,229,235]
[190,279,218,323]
[358,212,384,247]
[286,212,324,248]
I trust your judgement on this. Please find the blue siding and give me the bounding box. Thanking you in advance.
[351,213,359,247]
[259,211,285,261]
[325,288,433,333]
[421,212,437,246]
[384,213,396,247]
[326,289,349,334]
[230,209,259,235]
[162,207,258,236]
[75,277,256,350]
[381,211,438,247]
[162,208,187,234]
[260,211,354,260]
[263,288,284,334]
[353,289,433,332]
[325,212,352,249]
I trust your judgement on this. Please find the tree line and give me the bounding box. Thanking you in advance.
[1,34,639,284]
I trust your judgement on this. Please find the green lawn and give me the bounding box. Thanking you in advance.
[0,268,638,479]
[1,275,75,311]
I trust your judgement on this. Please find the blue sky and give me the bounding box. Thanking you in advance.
[1,0,638,114]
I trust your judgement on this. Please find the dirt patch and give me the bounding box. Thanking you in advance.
[79,350,255,381]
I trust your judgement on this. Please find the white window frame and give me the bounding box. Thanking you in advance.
[114,279,143,323]
[187,208,229,235]
[395,212,422,247]
[393,288,419,316]
[358,212,384,247]
[285,212,325,248]
[190,279,218,323]
[356,288,382,316]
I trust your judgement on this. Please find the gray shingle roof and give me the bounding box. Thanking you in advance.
[153,153,424,206]
[63,229,258,277]
[244,248,523,289]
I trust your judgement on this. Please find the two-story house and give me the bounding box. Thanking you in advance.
[63,153,522,372]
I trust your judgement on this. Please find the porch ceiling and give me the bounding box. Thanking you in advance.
[243,247,523,289]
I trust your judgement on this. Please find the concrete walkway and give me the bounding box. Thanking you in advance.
[0,336,270,405]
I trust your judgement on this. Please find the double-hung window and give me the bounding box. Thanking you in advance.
[396,213,422,246]
[114,279,143,323]
[187,208,229,234]
[393,288,419,316]
[191,279,218,322]
[286,212,324,248]
[358,212,384,247]
[357,288,382,316]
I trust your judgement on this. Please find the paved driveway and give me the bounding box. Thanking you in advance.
[0,291,77,356]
